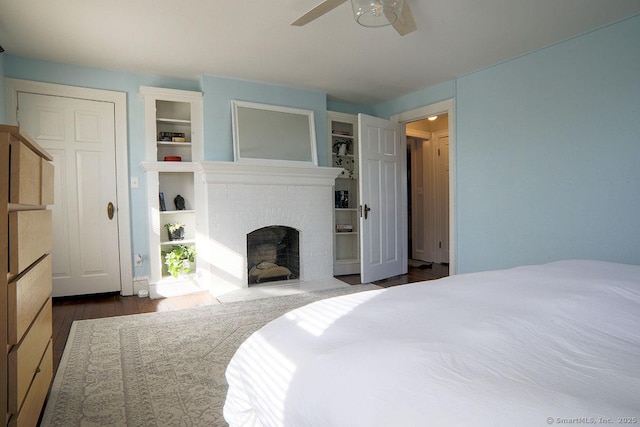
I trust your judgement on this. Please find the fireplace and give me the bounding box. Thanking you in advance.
[247,226,299,285]
[197,161,342,295]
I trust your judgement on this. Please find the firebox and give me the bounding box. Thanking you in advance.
[246,226,300,285]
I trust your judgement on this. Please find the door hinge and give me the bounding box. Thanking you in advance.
[439,241,442,248]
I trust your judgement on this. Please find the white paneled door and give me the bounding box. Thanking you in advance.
[18,92,122,296]
[358,113,407,283]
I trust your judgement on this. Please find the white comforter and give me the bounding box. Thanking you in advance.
[224,260,640,426]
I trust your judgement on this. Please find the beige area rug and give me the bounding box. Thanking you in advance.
[41,284,380,427]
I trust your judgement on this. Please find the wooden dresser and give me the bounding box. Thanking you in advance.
[1,125,54,427]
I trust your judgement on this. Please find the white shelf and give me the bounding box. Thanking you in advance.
[157,117,191,124]
[335,258,359,264]
[140,161,198,172]
[160,209,195,215]
[160,238,196,246]
[157,141,192,147]
[329,111,360,276]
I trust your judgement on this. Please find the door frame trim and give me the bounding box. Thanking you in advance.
[391,98,456,275]
[5,78,134,295]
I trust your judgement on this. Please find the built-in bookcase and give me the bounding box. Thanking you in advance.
[327,111,360,275]
[140,86,203,286]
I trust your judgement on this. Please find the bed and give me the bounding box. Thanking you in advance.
[223,260,640,426]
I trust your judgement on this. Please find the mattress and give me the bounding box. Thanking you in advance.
[224,260,640,426]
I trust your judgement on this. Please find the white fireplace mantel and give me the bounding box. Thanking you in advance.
[197,161,343,295]
[198,161,342,186]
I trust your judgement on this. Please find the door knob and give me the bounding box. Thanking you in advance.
[364,203,371,220]
[107,202,115,220]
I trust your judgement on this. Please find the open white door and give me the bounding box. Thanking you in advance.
[358,113,407,283]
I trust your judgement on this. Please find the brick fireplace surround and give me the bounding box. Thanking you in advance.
[196,162,342,296]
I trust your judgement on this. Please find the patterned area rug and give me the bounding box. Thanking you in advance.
[41,284,380,427]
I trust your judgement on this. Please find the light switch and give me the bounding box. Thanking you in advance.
[131,176,139,188]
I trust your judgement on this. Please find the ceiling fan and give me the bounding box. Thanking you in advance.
[292,0,417,36]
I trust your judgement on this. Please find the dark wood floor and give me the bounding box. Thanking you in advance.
[51,263,449,376]
[337,262,449,287]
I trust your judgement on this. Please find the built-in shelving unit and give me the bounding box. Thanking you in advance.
[328,111,360,275]
[139,86,203,289]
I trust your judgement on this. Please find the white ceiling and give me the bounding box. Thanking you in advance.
[1,0,639,105]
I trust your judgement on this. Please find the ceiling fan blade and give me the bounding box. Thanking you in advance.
[393,1,417,36]
[291,0,348,26]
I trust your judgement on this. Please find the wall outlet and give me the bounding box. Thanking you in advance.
[131,176,139,188]
[135,254,143,267]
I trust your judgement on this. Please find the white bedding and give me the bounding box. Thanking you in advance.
[224,260,640,426]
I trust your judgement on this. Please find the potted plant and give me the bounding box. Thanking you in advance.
[164,222,185,241]
[163,244,197,278]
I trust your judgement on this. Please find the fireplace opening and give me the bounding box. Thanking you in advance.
[247,226,300,285]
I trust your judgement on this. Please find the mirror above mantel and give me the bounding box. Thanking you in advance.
[231,100,318,166]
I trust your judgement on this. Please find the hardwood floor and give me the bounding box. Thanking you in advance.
[50,263,448,376]
[336,262,449,287]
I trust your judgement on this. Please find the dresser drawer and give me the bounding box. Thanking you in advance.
[41,157,55,205]
[8,299,53,414]
[10,139,41,206]
[8,255,52,345]
[8,340,53,427]
[8,209,52,275]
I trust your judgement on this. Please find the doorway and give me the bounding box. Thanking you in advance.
[5,79,134,296]
[392,98,456,276]
[407,114,449,268]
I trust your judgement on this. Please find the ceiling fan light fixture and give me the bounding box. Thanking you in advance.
[351,0,404,27]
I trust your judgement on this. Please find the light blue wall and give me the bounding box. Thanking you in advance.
[4,56,201,279]
[201,75,328,165]
[454,13,640,272]
[327,98,373,116]
[3,12,638,279]
[372,80,455,119]
[2,57,338,278]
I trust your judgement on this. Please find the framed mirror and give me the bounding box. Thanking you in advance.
[231,100,318,166]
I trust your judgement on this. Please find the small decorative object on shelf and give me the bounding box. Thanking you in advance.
[332,138,352,155]
[164,156,182,161]
[163,244,197,278]
[334,156,355,179]
[174,194,185,210]
[159,192,167,211]
[158,131,186,142]
[335,190,349,208]
[165,222,185,241]
[336,224,353,232]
